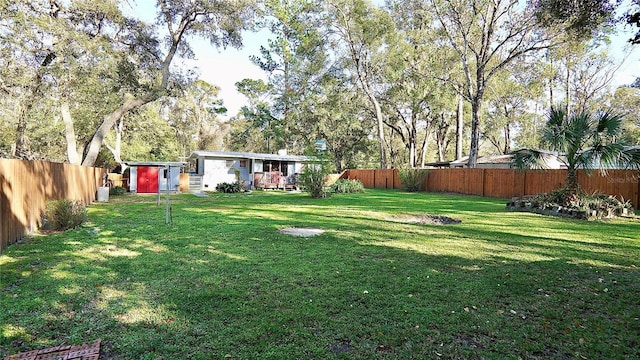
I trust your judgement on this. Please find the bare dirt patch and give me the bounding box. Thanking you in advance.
[386,214,461,225]
[279,227,326,237]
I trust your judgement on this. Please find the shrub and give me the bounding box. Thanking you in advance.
[42,199,88,231]
[578,193,633,218]
[329,179,365,194]
[216,182,242,193]
[398,169,429,192]
[507,189,634,220]
[109,186,126,195]
[298,164,329,198]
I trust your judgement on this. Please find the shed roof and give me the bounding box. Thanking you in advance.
[190,150,311,162]
[125,161,186,167]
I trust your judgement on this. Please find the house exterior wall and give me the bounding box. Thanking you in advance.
[130,167,137,192]
[193,152,310,191]
[202,158,252,190]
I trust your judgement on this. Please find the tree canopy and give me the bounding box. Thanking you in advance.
[1,0,637,170]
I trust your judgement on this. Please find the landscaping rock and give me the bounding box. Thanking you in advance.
[279,227,325,237]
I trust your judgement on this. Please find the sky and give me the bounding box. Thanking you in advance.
[125,1,640,121]
[182,31,269,120]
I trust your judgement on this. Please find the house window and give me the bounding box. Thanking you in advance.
[264,161,288,175]
[226,160,234,168]
[239,160,247,168]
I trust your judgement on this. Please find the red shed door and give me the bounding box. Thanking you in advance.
[137,167,159,193]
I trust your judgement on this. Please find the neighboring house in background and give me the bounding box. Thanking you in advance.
[448,154,516,169]
[125,161,186,194]
[188,150,312,191]
[426,150,567,169]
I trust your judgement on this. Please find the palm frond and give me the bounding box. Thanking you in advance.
[512,149,556,170]
[566,112,593,152]
[581,144,640,174]
[595,110,625,138]
[542,108,569,151]
[620,146,640,170]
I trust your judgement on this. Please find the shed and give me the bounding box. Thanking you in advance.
[188,150,312,191]
[126,161,186,194]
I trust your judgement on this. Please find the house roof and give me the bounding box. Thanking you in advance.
[190,150,311,162]
[449,154,515,166]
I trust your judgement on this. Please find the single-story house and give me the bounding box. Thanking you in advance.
[188,150,312,191]
[426,150,567,169]
[125,161,186,194]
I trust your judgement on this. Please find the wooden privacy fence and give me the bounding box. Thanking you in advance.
[340,168,640,209]
[0,159,107,252]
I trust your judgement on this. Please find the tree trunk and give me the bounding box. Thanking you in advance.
[565,65,571,116]
[105,116,125,173]
[456,95,464,160]
[61,99,81,165]
[437,140,445,162]
[420,130,429,168]
[468,98,482,168]
[81,97,149,166]
[14,109,31,158]
[14,88,41,158]
[409,113,417,168]
[564,167,580,205]
[503,123,511,154]
[13,52,56,159]
[548,78,554,113]
[371,94,388,169]
[283,29,291,150]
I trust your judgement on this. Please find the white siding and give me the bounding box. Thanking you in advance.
[159,166,181,192]
[129,167,137,192]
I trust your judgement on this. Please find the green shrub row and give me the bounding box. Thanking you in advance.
[329,179,365,194]
[109,186,126,195]
[216,182,243,193]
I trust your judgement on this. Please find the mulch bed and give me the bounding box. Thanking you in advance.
[386,214,462,225]
[4,340,100,360]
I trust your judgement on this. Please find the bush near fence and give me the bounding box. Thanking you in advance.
[0,159,107,252]
[340,168,640,209]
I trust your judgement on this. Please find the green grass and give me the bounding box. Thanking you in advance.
[1,190,639,359]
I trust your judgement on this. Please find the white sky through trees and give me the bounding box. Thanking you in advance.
[123,1,639,121]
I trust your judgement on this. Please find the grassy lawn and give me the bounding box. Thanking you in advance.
[1,189,639,359]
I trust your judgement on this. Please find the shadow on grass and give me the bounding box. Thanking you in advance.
[1,190,639,359]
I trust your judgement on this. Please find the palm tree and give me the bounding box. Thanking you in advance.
[514,108,640,205]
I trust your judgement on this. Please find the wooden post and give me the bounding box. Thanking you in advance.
[637,170,640,209]
[373,170,376,189]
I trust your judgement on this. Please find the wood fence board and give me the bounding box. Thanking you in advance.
[0,159,106,253]
[342,168,639,208]
[484,169,514,198]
